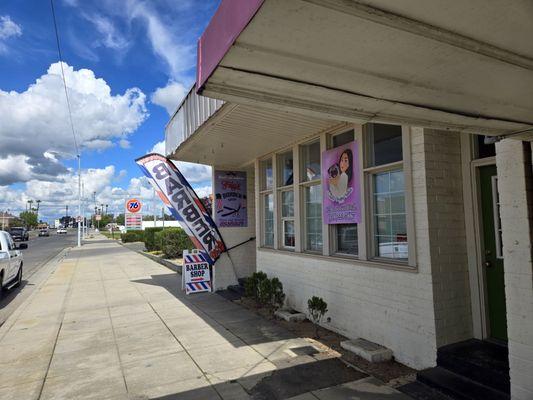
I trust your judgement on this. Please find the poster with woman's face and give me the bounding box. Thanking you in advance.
[321,141,361,224]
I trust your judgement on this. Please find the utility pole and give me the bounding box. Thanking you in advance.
[153,188,156,228]
[162,207,165,229]
[65,205,68,227]
[77,155,81,247]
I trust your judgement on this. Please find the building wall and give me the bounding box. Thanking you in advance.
[212,165,256,289]
[496,140,533,400]
[421,129,472,347]
[255,127,474,369]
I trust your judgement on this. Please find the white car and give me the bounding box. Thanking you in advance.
[57,228,67,234]
[0,231,26,297]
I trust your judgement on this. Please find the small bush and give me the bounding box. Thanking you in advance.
[144,227,164,251]
[271,277,285,310]
[244,272,285,310]
[244,271,268,300]
[154,228,192,258]
[121,231,144,243]
[257,278,273,306]
[307,296,328,338]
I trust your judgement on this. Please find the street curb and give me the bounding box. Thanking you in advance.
[117,241,182,274]
[0,246,71,338]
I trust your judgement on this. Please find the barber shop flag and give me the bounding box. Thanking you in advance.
[135,153,226,265]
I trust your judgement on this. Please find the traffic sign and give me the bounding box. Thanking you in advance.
[95,214,102,221]
[126,198,142,213]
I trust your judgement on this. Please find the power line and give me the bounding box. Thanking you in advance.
[50,0,79,156]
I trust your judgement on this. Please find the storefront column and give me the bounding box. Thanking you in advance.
[496,139,533,400]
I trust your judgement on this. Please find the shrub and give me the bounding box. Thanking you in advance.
[144,227,164,251]
[270,277,285,310]
[307,296,328,338]
[257,278,273,306]
[121,231,144,243]
[244,271,268,300]
[154,228,192,258]
[244,272,285,310]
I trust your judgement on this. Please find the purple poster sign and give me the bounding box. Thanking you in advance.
[322,141,361,224]
[214,170,247,227]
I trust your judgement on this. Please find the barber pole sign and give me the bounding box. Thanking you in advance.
[182,250,212,295]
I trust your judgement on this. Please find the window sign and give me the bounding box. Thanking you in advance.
[321,141,361,224]
[214,170,247,227]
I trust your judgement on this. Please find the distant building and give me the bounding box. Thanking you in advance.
[0,212,16,229]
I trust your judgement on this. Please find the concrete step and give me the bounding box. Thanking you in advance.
[340,338,392,362]
[437,339,509,394]
[418,367,509,400]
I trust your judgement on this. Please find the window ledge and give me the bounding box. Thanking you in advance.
[258,247,417,273]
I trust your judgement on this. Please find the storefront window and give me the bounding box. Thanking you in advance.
[330,129,358,256]
[336,224,358,255]
[278,151,294,186]
[304,184,322,252]
[281,190,294,248]
[373,170,407,260]
[366,124,402,167]
[261,158,273,190]
[300,140,321,182]
[263,193,274,247]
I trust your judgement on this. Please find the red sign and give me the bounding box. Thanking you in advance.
[126,198,142,213]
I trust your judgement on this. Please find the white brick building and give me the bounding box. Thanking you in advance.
[164,1,533,398]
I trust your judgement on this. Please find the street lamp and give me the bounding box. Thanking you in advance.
[36,200,41,222]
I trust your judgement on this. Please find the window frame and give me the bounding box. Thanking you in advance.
[254,123,416,270]
[279,187,295,250]
[327,128,360,258]
[301,179,323,254]
[363,124,415,267]
[259,155,275,248]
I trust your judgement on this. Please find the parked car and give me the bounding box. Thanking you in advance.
[9,227,29,242]
[56,228,67,234]
[38,228,50,237]
[0,231,26,298]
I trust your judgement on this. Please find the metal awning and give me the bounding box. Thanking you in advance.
[196,0,533,137]
[166,99,341,168]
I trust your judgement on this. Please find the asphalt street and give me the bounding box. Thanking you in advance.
[0,229,77,326]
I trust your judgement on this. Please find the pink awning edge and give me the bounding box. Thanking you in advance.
[196,0,265,92]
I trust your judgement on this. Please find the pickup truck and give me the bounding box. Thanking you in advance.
[0,231,26,298]
[9,227,29,242]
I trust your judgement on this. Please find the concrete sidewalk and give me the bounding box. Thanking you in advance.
[0,240,411,400]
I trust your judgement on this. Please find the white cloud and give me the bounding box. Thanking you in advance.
[193,185,212,198]
[119,139,131,149]
[0,15,22,54]
[125,1,195,80]
[150,140,165,154]
[0,62,148,185]
[151,80,189,115]
[83,12,130,51]
[0,16,21,40]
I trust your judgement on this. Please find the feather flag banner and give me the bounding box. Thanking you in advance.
[135,153,226,265]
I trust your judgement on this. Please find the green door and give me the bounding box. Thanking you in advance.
[479,165,507,341]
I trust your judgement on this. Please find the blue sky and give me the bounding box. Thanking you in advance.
[0,0,219,222]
